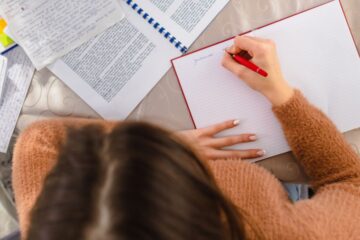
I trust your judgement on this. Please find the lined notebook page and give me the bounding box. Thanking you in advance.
[172,0,360,161]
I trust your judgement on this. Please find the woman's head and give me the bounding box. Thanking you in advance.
[28,122,245,240]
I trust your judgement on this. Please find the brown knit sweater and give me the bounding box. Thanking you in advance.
[13,90,360,239]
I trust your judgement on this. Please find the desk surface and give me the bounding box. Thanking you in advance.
[17,0,360,182]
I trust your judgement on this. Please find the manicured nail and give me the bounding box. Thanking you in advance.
[249,135,257,141]
[257,150,266,156]
[225,47,232,53]
[233,119,240,126]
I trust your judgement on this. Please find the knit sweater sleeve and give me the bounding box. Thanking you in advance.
[12,118,117,236]
[272,90,360,189]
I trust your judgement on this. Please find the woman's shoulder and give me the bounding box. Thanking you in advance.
[17,118,117,144]
[13,117,117,182]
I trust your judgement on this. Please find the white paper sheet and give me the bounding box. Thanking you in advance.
[0,47,34,153]
[48,0,229,119]
[172,1,360,161]
[0,55,7,98]
[0,0,125,70]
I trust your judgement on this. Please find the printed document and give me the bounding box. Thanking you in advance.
[49,0,229,119]
[0,47,34,153]
[0,0,125,69]
[0,55,7,98]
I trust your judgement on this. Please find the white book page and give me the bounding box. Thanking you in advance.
[49,1,181,119]
[137,0,229,47]
[0,56,7,98]
[0,0,125,70]
[0,47,35,153]
[172,1,360,161]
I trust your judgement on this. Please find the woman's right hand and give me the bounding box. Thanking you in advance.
[222,36,294,106]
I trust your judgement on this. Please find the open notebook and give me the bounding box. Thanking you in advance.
[172,0,360,162]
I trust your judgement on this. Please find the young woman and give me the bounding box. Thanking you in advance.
[13,36,360,240]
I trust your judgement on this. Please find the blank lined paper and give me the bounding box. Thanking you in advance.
[172,0,360,161]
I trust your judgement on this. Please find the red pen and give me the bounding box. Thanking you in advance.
[231,54,268,77]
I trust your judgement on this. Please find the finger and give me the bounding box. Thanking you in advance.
[236,149,266,160]
[242,35,268,43]
[226,36,260,55]
[222,53,250,79]
[225,46,253,61]
[234,36,260,54]
[202,119,240,136]
[208,134,257,148]
[225,44,242,55]
[206,149,265,160]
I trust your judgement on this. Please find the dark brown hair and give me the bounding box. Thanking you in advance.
[27,122,246,240]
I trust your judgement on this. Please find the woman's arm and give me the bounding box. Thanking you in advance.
[222,36,360,189]
[273,90,360,188]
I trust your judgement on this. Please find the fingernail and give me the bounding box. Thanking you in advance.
[233,119,240,126]
[249,135,257,141]
[257,150,266,156]
[225,47,232,53]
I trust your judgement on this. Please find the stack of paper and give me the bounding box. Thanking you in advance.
[0,0,125,69]
[48,0,230,119]
[0,47,34,153]
[0,55,7,98]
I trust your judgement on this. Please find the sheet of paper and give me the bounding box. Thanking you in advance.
[0,55,7,98]
[0,47,34,153]
[172,1,360,161]
[0,0,125,70]
[48,0,228,119]
[139,0,229,47]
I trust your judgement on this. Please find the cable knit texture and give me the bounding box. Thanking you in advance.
[13,91,360,239]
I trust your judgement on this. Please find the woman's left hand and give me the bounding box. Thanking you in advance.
[176,120,265,161]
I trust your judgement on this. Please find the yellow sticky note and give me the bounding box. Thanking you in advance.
[0,19,14,48]
[0,33,14,47]
[0,19,7,32]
